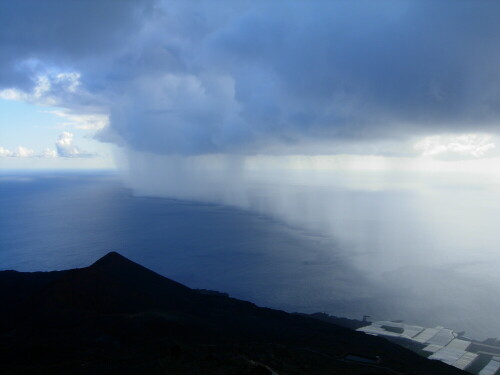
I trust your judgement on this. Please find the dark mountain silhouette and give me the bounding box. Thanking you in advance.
[0,252,469,374]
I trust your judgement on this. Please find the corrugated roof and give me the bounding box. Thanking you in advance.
[413,327,440,343]
[479,359,500,375]
[423,344,443,353]
[446,339,471,351]
[429,347,466,365]
[358,321,485,372]
[453,352,477,370]
[427,328,454,346]
[357,321,424,340]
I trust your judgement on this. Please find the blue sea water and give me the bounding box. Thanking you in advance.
[1,170,499,339]
[0,171,375,314]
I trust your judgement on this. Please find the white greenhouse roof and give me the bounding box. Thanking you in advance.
[479,359,500,375]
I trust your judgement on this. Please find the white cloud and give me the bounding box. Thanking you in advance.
[0,75,54,103]
[414,134,495,158]
[0,71,108,133]
[54,72,81,93]
[32,75,51,99]
[0,72,79,102]
[13,146,35,158]
[0,133,93,159]
[55,132,93,158]
[0,88,27,101]
[0,146,13,157]
[45,109,108,130]
[40,148,57,158]
[0,146,35,158]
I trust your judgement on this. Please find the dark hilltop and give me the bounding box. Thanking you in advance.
[0,252,470,374]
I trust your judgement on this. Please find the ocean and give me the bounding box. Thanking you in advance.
[1,170,499,340]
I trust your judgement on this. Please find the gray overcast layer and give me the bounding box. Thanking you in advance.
[2,0,500,154]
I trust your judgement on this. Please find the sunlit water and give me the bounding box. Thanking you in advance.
[1,170,499,339]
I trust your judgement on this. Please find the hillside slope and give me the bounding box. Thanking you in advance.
[0,252,468,375]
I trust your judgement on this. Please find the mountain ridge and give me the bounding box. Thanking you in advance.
[0,251,469,374]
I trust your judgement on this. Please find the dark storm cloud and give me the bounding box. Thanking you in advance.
[2,0,500,154]
[0,0,155,86]
[204,1,500,137]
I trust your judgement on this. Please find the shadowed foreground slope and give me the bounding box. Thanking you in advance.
[0,252,468,374]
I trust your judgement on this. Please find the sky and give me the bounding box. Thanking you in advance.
[2,0,500,172]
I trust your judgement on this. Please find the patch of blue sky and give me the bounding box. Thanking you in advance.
[0,99,62,150]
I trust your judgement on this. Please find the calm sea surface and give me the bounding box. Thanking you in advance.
[1,171,499,339]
